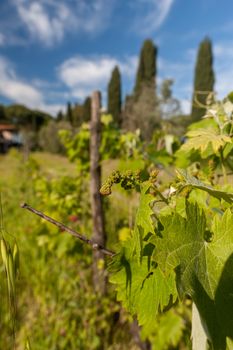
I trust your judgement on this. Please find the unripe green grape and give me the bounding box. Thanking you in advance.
[125,170,133,177]
[135,170,142,182]
[111,171,121,183]
[149,169,159,182]
[100,183,112,196]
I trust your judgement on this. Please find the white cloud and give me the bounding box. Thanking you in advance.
[0,0,174,48]
[58,55,138,99]
[13,0,116,46]
[8,0,173,46]
[59,56,117,88]
[15,1,70,46]
[0,56,64,115]
[132,0,174,33]
[0,57,43,106]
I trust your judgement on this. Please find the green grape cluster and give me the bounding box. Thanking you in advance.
[149,169,159,183]
[100,170,142,196]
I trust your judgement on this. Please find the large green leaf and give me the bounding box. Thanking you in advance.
[181,128,231,156]
[132,183,155,263]
[177,169,233,204]
[109,251,177,334]
[154,202,233,349]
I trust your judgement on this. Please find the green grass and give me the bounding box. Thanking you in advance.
[0,150,77,232]
[0,151,79,349]
[33,152,76,177]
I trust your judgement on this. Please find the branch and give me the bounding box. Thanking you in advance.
[21,203,115,257]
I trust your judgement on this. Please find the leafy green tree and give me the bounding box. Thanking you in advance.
[107,66,122,126]
[123,39,159,140]
[38,120,72,154]
[134,39,157,97]
[5,104,51,130]
[191,37,215,121]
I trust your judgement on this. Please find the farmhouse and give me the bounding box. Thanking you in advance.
[0,124,22,153]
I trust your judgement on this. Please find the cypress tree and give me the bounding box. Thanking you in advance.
[83,96,91,122]
[191,37,215,121]
[107,66,122,126]
[66,101,73,125]
[134,39,157,97]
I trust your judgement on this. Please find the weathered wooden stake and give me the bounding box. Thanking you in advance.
[90,91,106,294]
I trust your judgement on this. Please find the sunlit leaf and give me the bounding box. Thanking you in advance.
[181,129,231,156]
[132,183,155,263]
[154,202,233,348]
[177,169,233,203]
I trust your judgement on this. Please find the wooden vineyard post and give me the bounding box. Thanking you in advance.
[90,91,106,294]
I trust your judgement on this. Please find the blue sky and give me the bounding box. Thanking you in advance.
[0,0,233,116]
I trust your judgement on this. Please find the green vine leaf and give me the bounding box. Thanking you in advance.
[177,169,233,203]
[132,183,155,263]
[109,253,177,334]
[180,128,232,156]
[154,202,233,349]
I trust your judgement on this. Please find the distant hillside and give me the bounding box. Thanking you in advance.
[0,103,52,130]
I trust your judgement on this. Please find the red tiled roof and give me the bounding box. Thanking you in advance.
[0,124,17,131]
